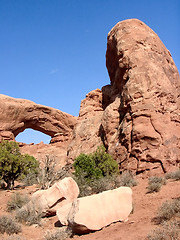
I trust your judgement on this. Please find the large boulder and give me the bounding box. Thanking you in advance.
[27,177,79,216]
[57,187,132,234]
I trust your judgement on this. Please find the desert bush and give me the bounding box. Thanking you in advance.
[0,215,21,235]
[155,198,180,224]
[44,228,72,240]
[20,170,39,186]
[37,155,70,189]
[147,176,166,193]
[147,221,180,240]
[75,171,137,197]
[118,171,137,187]
[15,201,42,226]
[73,146,119,182]
[7,192,29,212]
[166,169,180,181]
[0,140,39,189]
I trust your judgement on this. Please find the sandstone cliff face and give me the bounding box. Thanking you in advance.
[1,19,180,175]
[67,89,104,160]
[103,19,180,174]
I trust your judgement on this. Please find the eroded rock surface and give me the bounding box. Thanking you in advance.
[0,94,77,141]
[67,89,104,160]
[103,19,180,174]
[57,187,132,234]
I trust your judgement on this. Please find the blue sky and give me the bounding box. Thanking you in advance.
[1,0,179,144]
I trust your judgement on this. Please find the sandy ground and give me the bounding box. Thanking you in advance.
[0,177,179,240]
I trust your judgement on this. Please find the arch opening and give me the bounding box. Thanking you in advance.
[15,128,51,144]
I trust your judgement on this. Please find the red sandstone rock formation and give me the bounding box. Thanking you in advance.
[1,19,180,175]
[0,94,77,141]
[0,94,77,163]
[67,19,180,175]
[103,19,180,175]
[67,89,104,159]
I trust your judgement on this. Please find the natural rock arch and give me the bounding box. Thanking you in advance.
[0,94,77,142]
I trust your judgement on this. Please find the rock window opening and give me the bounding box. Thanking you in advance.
[15,129,51,144]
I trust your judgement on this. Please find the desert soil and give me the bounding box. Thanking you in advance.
[0,177,179,240]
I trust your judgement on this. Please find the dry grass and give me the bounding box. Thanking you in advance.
[6,192,29,212]
[147,176,166,193]
[165,169,180,181]
[147,221,180,240]
[15,201,42,226]
[0,215,21,235]
[44,228,72,240]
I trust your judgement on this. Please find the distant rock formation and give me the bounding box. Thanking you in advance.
[1,19,180,176]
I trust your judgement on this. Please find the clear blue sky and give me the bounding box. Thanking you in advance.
[1,0,179,144]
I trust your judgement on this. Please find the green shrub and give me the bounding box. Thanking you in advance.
[44,229,72,240]
[147,221,180,240]
[15,201,42,226]
[0,215,21,235]
[73,146,119,182]
[0,140,39,189]
[166,169,180,181]
[147,176,166,193]
[7,192,29,212]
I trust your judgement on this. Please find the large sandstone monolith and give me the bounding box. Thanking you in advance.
[102,19,180,175]
[26,177,79,216]
[57,187,132,234]
[67,19,180,175]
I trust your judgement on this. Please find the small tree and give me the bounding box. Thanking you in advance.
[0,140,39,189]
